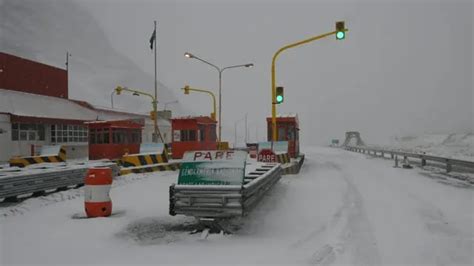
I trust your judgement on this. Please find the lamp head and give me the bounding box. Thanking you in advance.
[184,52,194,59]
[245,63,254,68]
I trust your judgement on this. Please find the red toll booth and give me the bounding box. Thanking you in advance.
[266,114,300,158]
[171,116,217,159]
[87,120,143,160]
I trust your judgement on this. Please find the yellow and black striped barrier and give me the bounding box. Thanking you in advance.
[120,162,180,175]
[276,153,290,164]
[121,151,169,168]
[9,147,66,168]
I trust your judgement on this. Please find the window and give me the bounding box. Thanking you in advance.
[131,129,141,143]
[51,124,88,143]
[198,125,206,142]
[112,128,137,144]
[209,125,217,142]
[180,129,197,141]
[11,123,45,141]
[89,129,96,144]
[287,125,295,141]
[11,124,18,141]
[278,126,286,141]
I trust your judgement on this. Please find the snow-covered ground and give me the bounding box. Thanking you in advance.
[383,133,474,161]
[1,147,473,265]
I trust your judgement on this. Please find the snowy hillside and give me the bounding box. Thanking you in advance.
[0,0,183,114]
[386,133,474,161]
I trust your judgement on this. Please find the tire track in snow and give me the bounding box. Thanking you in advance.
[308,161,382,266]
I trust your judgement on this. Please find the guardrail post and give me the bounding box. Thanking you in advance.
[381,152,384,158]
[421,158,426,167]
[390,153,394,159]
[446,160,452,173]
[169,184,176,216]
[32,191,46,197]
[4,196,19,202]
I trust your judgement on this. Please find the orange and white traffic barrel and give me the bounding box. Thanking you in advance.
[84,167,113,218]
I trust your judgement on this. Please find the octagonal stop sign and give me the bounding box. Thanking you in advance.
[258,149,276,162]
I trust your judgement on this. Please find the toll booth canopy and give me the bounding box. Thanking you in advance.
[266,114,300,158]
[171,116,217,159]
[87,119,143,160]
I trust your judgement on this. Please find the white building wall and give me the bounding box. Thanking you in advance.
[143,119,171,144]
[0,114,12,163]
[0,115,50,163]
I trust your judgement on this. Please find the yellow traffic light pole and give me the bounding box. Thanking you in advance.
[271,24,348,141]
[181,85,217,121]
[114,86,165,146]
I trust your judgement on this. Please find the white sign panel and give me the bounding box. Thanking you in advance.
[173,130,181,142]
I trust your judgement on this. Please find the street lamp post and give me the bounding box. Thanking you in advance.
[184,52,253,147]
[110,90,115,108]
[233,113,247,148]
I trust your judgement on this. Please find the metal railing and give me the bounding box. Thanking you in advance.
[0,161,119,201]
[169,163,282,219]
[345,145,474,173]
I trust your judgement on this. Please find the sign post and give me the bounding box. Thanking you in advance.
[257,149,277,163]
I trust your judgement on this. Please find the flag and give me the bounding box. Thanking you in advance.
[149,28,156,50]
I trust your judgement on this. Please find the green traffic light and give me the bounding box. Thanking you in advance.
[336,31,345,40]
[276,95,283,103]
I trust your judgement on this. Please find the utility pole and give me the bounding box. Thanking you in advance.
[244,113,248,144]
[65,51,70,96]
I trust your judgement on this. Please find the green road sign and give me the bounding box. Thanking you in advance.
[178,150,247,185]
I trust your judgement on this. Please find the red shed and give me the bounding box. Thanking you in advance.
[87,120,143,160]
[171,116,217,159]
[266,114,300,158]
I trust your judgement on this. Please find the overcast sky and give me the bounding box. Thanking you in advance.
[76,0,473,145]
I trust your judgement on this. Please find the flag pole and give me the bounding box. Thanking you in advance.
[154,20,157,108]
[153,20,158,143]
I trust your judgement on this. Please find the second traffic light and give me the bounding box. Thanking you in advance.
[336,21,346,40]
[183,85,190,95]
[276,86,284,104]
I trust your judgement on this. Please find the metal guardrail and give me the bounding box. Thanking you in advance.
[169,163,282,219]
[345,145,474,173]
[0,161,119,201]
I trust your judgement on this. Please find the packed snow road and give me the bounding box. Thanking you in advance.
[1,147,472,265]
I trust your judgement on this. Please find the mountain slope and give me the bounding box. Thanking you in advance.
[0,0,182,114]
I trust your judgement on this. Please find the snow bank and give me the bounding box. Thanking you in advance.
[385,133,474,161]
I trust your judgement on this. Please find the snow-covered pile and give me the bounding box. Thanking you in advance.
[386,133,474,161]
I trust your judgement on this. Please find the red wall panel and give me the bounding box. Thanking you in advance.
[0,52,68,98]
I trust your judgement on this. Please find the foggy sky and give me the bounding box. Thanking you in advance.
[78,0,472,145]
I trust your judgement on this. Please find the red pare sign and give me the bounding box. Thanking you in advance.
[258,149,276,162]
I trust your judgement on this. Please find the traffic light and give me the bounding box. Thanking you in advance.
[115,86,123,95]
[183,85,190,95]
[336,21,345,40]
[150,111,156,120]
[276,86,284,104]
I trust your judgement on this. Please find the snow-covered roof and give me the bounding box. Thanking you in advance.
[276,113,298,118]
[0,89,171,127]
[77,104,171,127]
[0,88,98,121]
